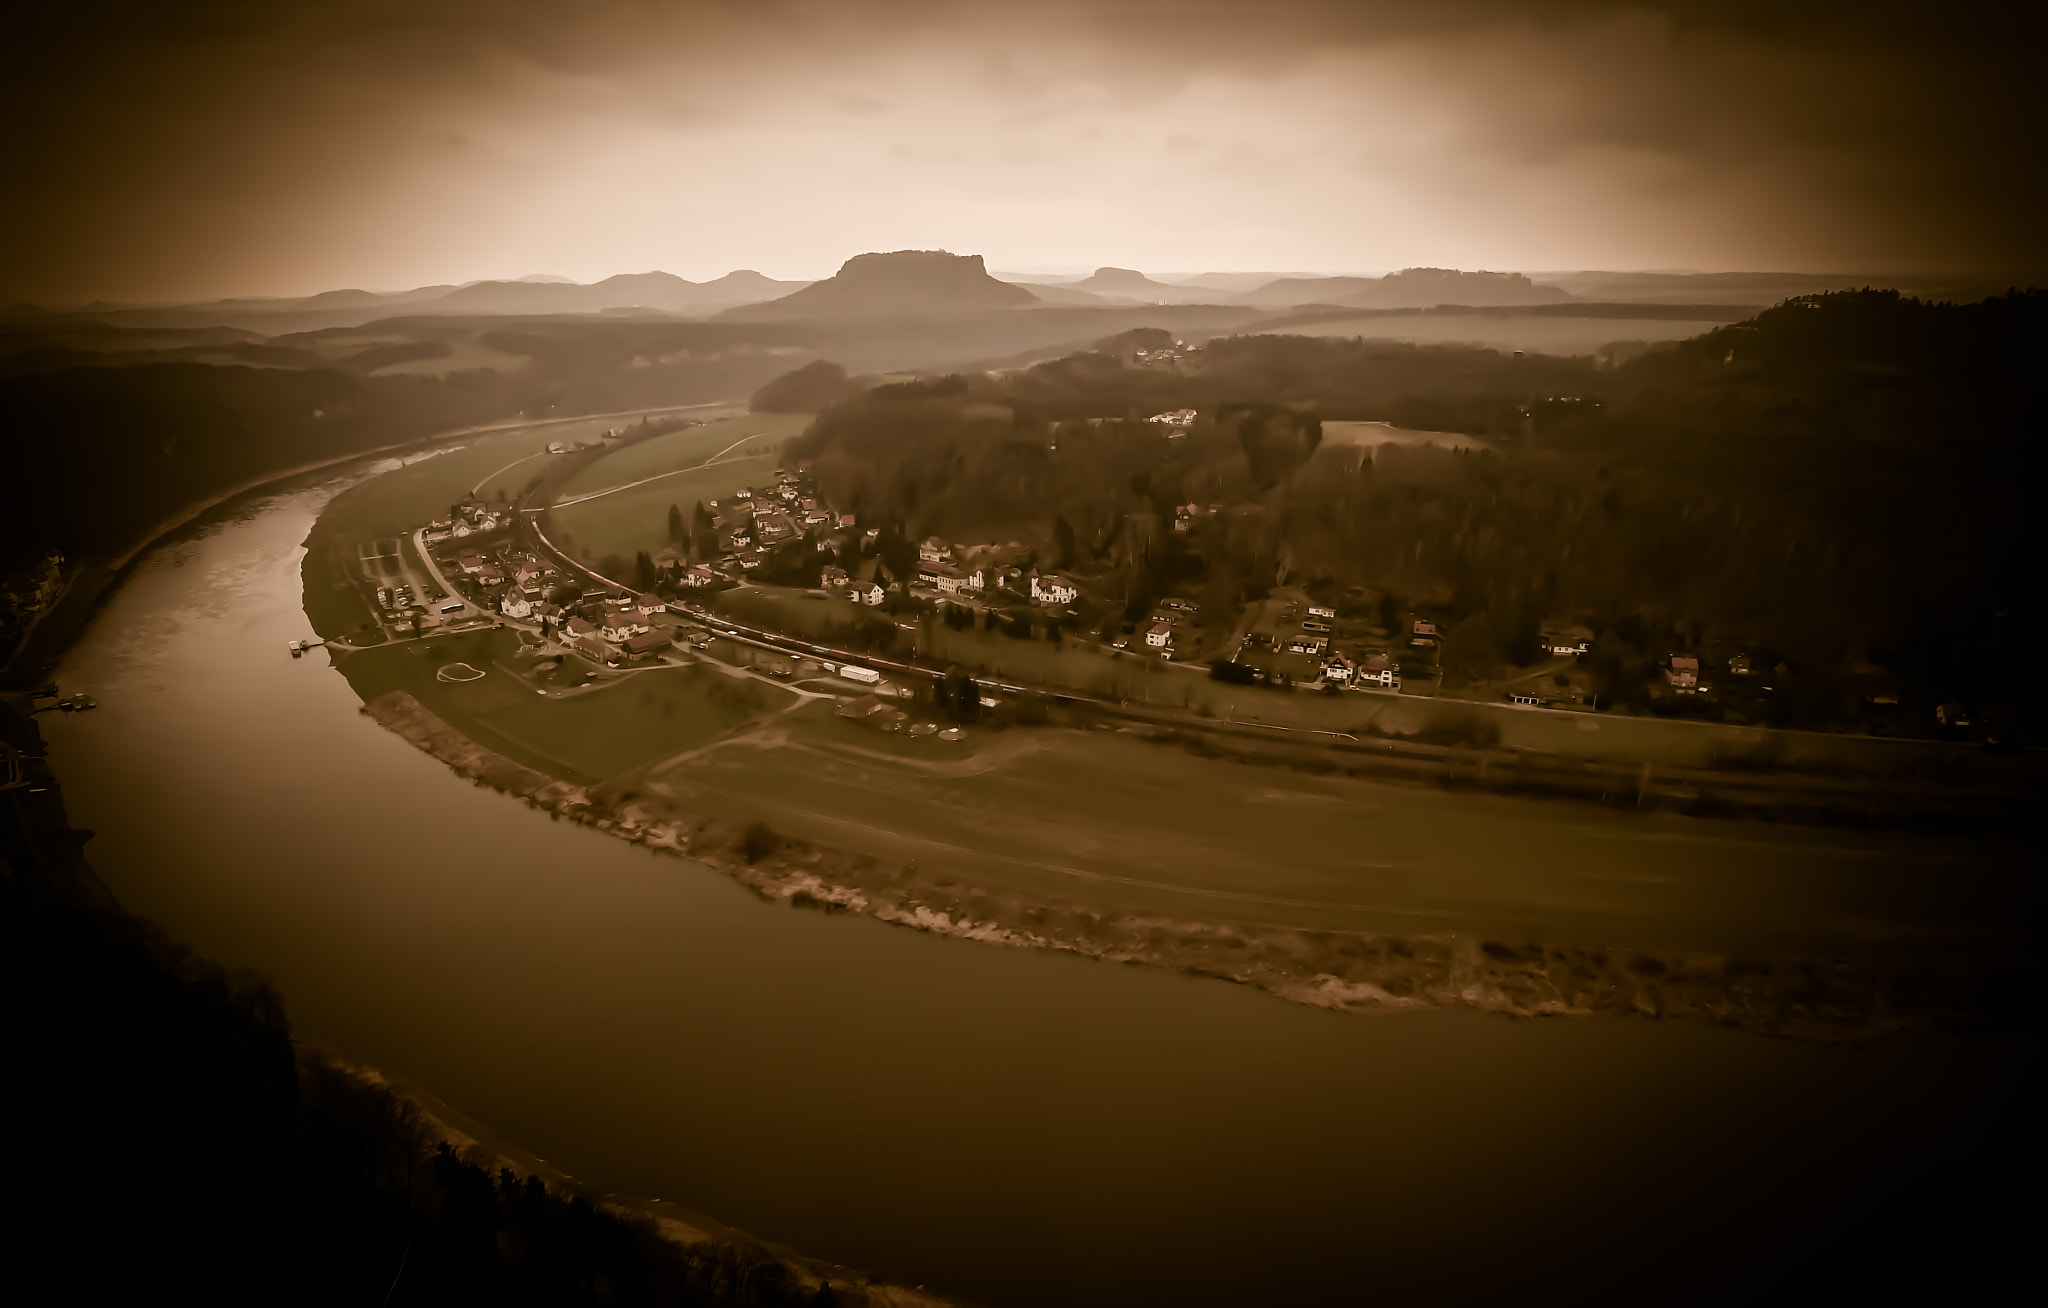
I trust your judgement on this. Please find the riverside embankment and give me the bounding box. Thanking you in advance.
[367,689,2044,1042]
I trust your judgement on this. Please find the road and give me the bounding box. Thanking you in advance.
[410,528,493,624]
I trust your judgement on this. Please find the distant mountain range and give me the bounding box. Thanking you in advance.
[11,258,2014,337]
[722,251,1040,320]
[1228,267,1573,309]
[40,270,817,333]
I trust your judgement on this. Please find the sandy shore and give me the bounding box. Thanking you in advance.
[366,691,2038,1042]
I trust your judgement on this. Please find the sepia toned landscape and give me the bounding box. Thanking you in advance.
[4,4,2044,1306]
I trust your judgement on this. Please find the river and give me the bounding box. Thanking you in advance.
[39,471,2043,1305]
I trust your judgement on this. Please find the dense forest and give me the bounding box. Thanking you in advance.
[783,291,2046,730]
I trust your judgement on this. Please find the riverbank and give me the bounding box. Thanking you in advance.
[366,690,2044,1041]
[318,1051,968,1308]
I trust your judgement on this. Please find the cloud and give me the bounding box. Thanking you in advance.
[4,1,2039,301]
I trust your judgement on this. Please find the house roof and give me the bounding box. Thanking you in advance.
[624,629,670,654]
[837,693,886,719]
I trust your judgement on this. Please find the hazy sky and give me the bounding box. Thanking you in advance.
[7,1,2041,303]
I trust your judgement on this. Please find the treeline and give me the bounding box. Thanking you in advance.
[780,291,2046,729]
[2,883,856,1306]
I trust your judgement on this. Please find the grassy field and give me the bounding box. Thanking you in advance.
[551,457,775,562]
[556,412,804,497]
[637,704,2004,957]
[317,426,591,545]
[335,627,785,783]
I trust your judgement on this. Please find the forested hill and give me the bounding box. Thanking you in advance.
[0,318,818,576]
[781,290,2045,729]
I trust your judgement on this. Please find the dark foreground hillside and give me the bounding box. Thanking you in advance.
[1,895,862,1306]
[0,704,855,1307]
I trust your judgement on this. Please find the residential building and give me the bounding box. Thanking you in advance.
[499,591,534,619]
[919,537,950,564]
[1029,573,1078,605]
[918,562,968,595]
[1145,621,1174,648]
[601,610,649,642]
[624,629,671,658]
[1666,656,1700,692]
[1356,655,1399,689]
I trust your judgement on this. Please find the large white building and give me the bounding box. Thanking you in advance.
[1030,573,1078,606]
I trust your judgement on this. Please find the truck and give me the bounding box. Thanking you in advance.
[837,665,880,686]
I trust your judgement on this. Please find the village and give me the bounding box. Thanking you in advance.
[327,450,1745,730]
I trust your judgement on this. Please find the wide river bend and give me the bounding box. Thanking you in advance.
[41,471,2043,1306]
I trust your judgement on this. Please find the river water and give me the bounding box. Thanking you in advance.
[40,474,2043,1305]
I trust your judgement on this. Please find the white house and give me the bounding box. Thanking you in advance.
[682,565,719,588]
[860,581,885,605]
[1145,621,1174,649]
[918,536,950,564]
[600,610,649,642]
[1029,573,1078,605]
[1320,652,1355,683]
[1356,655,1399,689]
[499,591,534,619]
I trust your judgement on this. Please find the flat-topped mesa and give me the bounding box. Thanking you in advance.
[724,250,1039,320]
